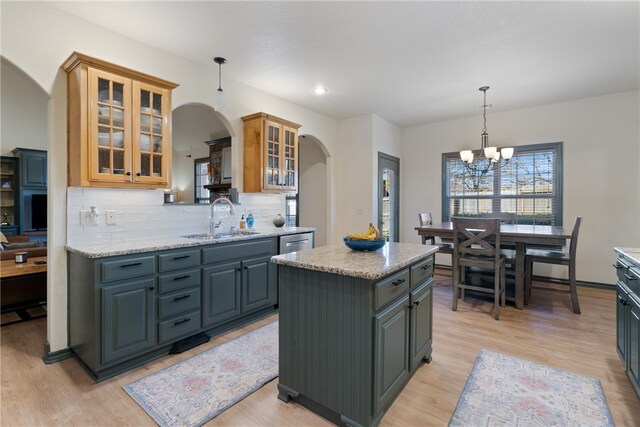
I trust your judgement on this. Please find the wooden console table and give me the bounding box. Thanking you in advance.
[1,256,47,279]
[1,256,47,317]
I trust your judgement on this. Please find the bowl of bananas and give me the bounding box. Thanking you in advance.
[344,223,386,251]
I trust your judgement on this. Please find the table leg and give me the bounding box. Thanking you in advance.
[515,242,525,309]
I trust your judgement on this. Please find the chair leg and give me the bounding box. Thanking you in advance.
[460,266,466,300]
[569,262,581,314]
[493,266,500,320]
[452,264,459,311]
[501,265,506,307]
[524,259,532,305]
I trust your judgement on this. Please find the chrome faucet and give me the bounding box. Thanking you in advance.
[210,197,236,236]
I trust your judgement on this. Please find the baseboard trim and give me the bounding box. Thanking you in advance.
[434,264,614,290]
[43,340,72,364]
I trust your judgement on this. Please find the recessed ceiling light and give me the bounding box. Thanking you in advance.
[314,86,328,95]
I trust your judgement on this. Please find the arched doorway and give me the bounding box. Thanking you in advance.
[298,134,329,246]
[171,103,233,203]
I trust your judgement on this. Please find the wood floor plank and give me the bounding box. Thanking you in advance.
[1,272,638,426]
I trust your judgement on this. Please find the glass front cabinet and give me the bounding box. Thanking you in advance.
[64,52,177,189]
[242,112,301,193]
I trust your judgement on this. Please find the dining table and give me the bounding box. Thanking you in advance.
[415,222,570,309]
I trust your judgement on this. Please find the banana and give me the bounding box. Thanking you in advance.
[348,223,382,240]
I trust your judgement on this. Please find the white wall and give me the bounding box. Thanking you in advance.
[335,115,373,238]
[0,58,48,154]
[1,1,337,353]
[372,115,402,228]
[299,135,327,246]
[401,91,640,284]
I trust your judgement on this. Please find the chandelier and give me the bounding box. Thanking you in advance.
[459,86,513,175]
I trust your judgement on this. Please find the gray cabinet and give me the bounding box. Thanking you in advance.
[68,236,278,381]
[102,278,156,365]
[614,254,640,397]
[278,254,434,427]
[203,261,242,327]
[12,148,47,188]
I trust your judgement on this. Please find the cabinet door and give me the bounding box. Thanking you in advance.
[410,279,433,371]
[102,278,156,365]
[88,68,132,183]
[629,296,640,389]
[241,255,277,313]
[374,294,410,414]
[132,82,171,185]
[281,126,298,192]
[617,283,628,362]
[202,261,242,328]
[263,120,282,191]
[21,151,47,187]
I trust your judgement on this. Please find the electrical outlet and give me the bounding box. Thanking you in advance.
[106,210,116,225]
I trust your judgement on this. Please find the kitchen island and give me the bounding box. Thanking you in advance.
[272,242,438,427]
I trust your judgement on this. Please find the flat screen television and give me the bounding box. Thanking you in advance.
[31,194,47,230]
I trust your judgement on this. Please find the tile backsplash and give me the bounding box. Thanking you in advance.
[66,188,285,246]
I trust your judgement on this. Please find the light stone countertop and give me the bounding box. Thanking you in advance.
[271,242,439,280]
[65,227,315,258]
[615,247,640,266]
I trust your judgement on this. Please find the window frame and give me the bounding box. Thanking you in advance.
[193,157,211,204]
[441,142,563,225]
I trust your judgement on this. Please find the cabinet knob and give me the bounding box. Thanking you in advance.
[136,172,141,177]
[149,286,155,291]
[126,171,131,176]
[415,300,420,306]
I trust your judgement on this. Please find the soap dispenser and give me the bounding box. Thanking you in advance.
[246,211,254,228]
[239,213,246,229]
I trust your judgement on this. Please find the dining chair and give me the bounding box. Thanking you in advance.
[452,217,506,320]
[524,216,582,314]
[418,212,453,257]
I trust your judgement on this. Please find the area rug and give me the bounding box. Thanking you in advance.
[124,321,278,427]
[449,349,614,427]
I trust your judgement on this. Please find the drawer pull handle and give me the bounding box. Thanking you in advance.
[613,264,620,269]
[619,296,628,306]
[421,265,430,270]
[173,295,191,302]
[173,275,191,281]
[392,279,406,287]
[624,273,637,281]
[173,255,191,260]
[174,318,191,326]
[414,300,420,306]
[120,262,142,268]
[149,286,155,291]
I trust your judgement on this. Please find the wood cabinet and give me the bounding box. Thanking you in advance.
[615,253,640,397]
[12,149,47,188]
[63,52,178,189]
[242,112,301,193]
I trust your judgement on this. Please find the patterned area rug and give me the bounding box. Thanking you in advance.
[449,349,614,427]
[124,321,278,427]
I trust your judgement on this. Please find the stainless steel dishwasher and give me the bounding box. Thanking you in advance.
[279,232,314,254]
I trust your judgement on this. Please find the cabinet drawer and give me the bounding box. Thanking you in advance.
[627,268,640,295]
[101,256,156,283]
[374,268,411,310]
[158,268,200,294]
[159,310,201,344]
[615,258,629,283]
[202,238,276,265]
[410,257,433,287]
[158,287,201,319]
[158,249,200,272]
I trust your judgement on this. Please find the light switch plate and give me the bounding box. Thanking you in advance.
[106,210,116,225]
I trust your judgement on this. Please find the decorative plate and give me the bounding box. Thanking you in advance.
[343,237,386,251]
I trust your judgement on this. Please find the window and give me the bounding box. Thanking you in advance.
[285,195,298,227]
[194,157,210,204]
[442,142,562,225]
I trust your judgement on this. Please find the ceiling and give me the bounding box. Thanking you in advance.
[49,1,639,128]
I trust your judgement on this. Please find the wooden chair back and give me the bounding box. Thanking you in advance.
[568,216,582,260]
[452,217,501,263]
[480,212,516,224]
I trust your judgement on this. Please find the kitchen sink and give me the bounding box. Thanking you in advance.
[182,229,261,239]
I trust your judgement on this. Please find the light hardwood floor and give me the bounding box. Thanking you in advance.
[2,273,639,426]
